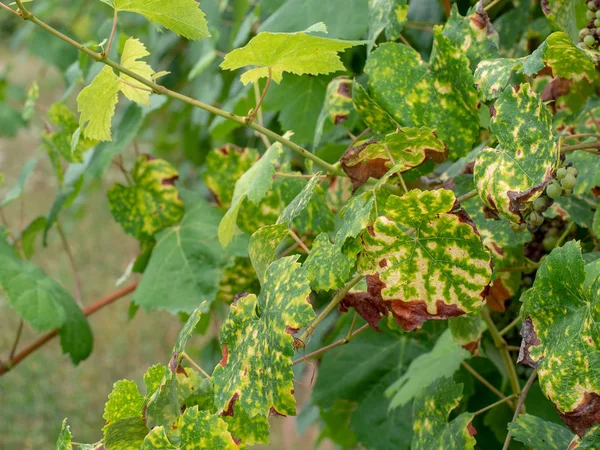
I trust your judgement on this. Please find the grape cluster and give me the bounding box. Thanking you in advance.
[580,0,600,49]
[511,164,579,233]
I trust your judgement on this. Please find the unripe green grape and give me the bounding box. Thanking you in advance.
[556,167,567,179]
[561,173,577,189]
[567,166,578,177]
[587,9,596,19]
[585,34,597,47]
[546,182,562,199]
[589,1,599,11]
[595,18,600,27]
[579,42,589,49]
[533,196,548,212]
[543,235,559,252]
[527,224,540,233]
[528,211,544,227]
[510,222,526,233]
[523,276,533,287]
[581,28,592,39]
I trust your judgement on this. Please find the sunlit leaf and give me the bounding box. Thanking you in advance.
[119,38,155,106]
[508,414,574,449]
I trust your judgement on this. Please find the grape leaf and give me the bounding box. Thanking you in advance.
[336,191,375,247]
[475,32,597,101]
[1,158,36,208]
[277,173,321,225]
[145,307,204,429]
[508,414,574,449]
[212,256,313,419]
[364,28,479,158]
[340,127,448,189]
[142,407,238,449]
[386,329,470,408]
[56,419,72,450]
[442,5,499,70]
[368,0,408,45]
[411,377,475,450]
[133,192,245,313]
[541,0,587,42]
[218,142,282,247]
[322,76,354,127]
[223,403,270,445]
[449,313,484,355]
[0,237,92,364]
[111,0,210,40]
[358,189,492,331]
[304,233,359,292]
[119,38,156,106]
[108,155,183,243]
[248,223,289,286]
[474,84,556,224]
[103,417,148,450]
[352,80,398,135]
[571,425,600,448]
[519,241,600,436]
[221,23,361,85]
[203,146,258,208]
[103,380,145,424]
[217,257,261,304]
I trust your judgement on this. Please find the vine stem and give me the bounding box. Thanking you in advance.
[0,2,19,17]
[461,361,515,409]
[3,11,345,177]
[295,274,364,347]
[292,323,370,366]
[8,320,24,360]
[456,189,478,204]
[104,8,118,57]
[555,222,575,249]
[562,133,600,141]
[561,140,600,153]
[499,315,522,337]
[182,352,211,380]
[473,393,518,416]
[288,230,310,254]
[484,0,504,11]
[481,307,522,400]
[502,369,538,450]
[0,282,138,376]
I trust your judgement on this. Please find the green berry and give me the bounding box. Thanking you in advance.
[528,211,544,227]
[547,182,562,199]
[561,173,577,190]
[579,42,589,49]
[533,196,548,212]
[527,224,540,233]
[556,167,567,179]
[594,18,600,27]
[596,9,600,18]
[587,9,596,19]
[591,0,600,11]
[543,235,559,252]
[581,28,592,39]
[567,166,578,177]
[585,34,597,47]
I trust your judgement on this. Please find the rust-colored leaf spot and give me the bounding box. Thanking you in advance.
[517,317,541,367]
[559,393,600,437]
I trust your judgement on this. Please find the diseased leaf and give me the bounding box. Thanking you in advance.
[352,80,398,135]
[223,403,270,445]
[0,237,92,364]
[248,223,289,286]
[212,256,313,419]
[541,0,587,42]
[304,234,360,292]
[221,23,360,85]
[411,377,475,450]
[358,189,492,331]
[103,417,147,450]
[322,76,355,127]
[449,313,484,355]
[442,5,499,70]
[217,257,261,305]
[570,425,600,448]
[368,0,408,45]
[364,29,479,158]
[508,414,574,449]
[386,329,470,408]
[474,84,556,224]
[56,419,72,450]
[341,127,448,189]
[133,192,245,314]
[336,191,375,247]
[519,241,600,436]
[278,173,322,225]
[103,380,144,424]
[218,142,282,247]
[112,0,210,40]
[108,155,183,242]
[474,32,597,101]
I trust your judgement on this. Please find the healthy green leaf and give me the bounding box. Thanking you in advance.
[358,189,492,330]
[474,84,556,223]
[221,23,360,85]
[218,142,281,247]
[411,377,475,450]
[108,155,183,242]
[111,0,210,40]
[519,241,600,436]
[508,414,574,450]
[386,329,470,408]
[212,256,313,419]
[119,38,156,106]
[364,28,479,158]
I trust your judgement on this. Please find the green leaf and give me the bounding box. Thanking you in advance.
[386,329,470,408]
[221,23,360,85]
[108,155,184,242]
[336,191,375,248]
[0,237,92,364]
[541,0,587,42]
[594,201,600,239]
[111,0,210,40]
[248,223,289,286]
[103,380,144,423]
[218,142,282,247]
[277,173,321,225]
[133,192,244,313]
[508,414,574,450]
[212,256,313,419]
[223,403,270,445]
[118,38,156,106]
[142,407,239,449]
[442,5,499,70]
[203,146,258,208]
[571,425,600,448]
[22,81,39,122]
[340,127,448,189]
[474,32,597,101]
[411,377,475,450]
[103,417,147,450]
[304,233,359,292]
[217,257,261,304]
[368,0,409,44]
[77,66,120,141]
[474,84,556,223]
[352,80,398,135]
[364,29,479,158]
[449,313,484,355]
[519,241,600,436]
[359,189,492,330]
[56,419,72,450]
[145,307,204,429]
[1,158,36,207]
[20,216,46,260]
